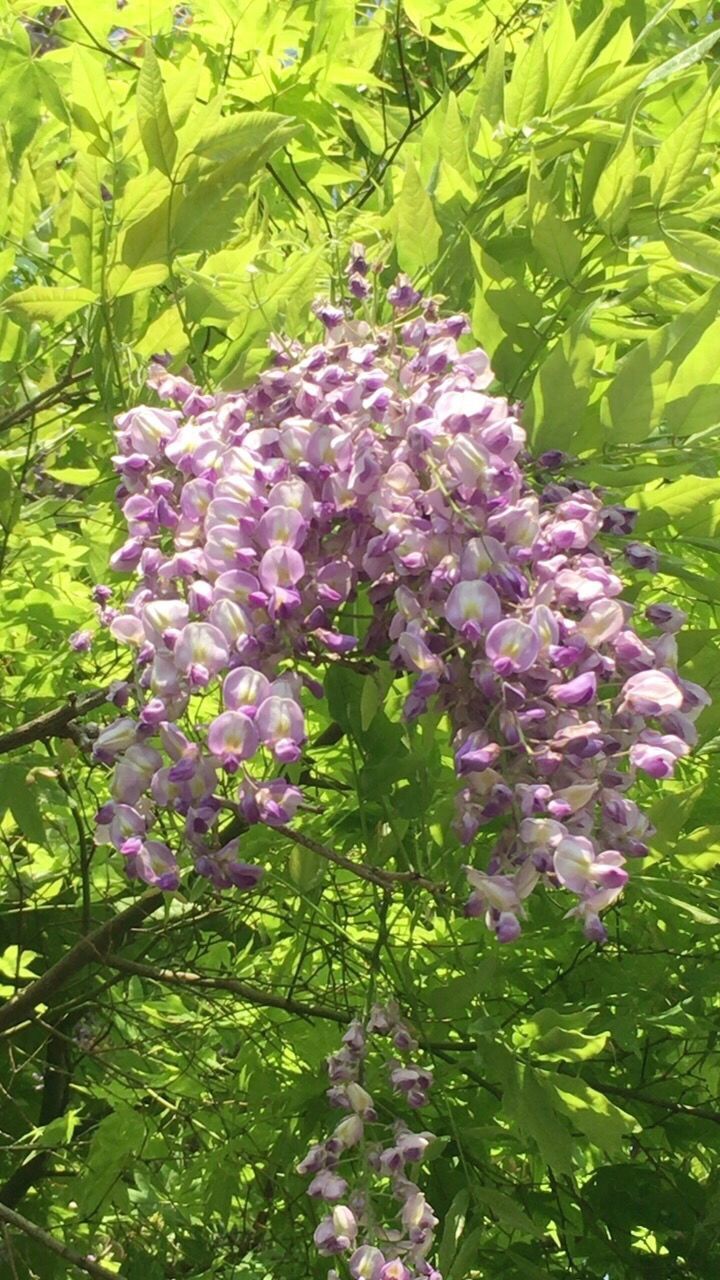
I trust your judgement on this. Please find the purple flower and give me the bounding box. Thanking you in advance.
[255,695,305,762]
[207,711,259,771]
[126,840,180,890]
[619,670,683,716]
[68,629,93,652]
[387,274,422,310]
[624,541,660,571]
[350,1247,386,1279]
[309,1170,349,1202]
[93,284,705,954]
[239,778,303,826]
[485,619,539,675]
[174,623,229,688]
[548,672,597,707]
[554,837,628,895]
[445,580,502,642]
[630,731,689,778]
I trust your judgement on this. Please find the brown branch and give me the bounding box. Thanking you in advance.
[0,1013,72,1208]
[586,1077,720,1127]
[272,823,443,895]
[435,1045,720,1125]
[106,955,349,1024]
[0,1201,125,1280]
[0,686,113,757]
[0,368,92,435]
[0,894,163,1035]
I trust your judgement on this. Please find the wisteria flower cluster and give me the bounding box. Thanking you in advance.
[90,247,709,942]
[298,1002,441,1279]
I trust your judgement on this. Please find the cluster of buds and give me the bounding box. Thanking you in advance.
[298,1003,441,1279]
[87,247,708,940]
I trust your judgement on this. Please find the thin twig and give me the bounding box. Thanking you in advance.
[106,955,350,1024]
[0,1201,125,1280]
[432,1047,720,1125]
[271,823,443,894]
[395,3,415,123]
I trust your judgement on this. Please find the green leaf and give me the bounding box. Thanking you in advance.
[641,27,720,87]
[476,37,504,125]
[473,1186,542,1237]
[631,476,720,537]
[395,159,441,275]
[505,28,548,127]
[603,284,720,443]
[593,125,636,236]
[546,1073,638,1153]
[528,172,581,281]
[360,676,381,731]
[448,1227,487,1279]
[438,1189,470,1276]
[525,330,595,452]
[514,1008,610,1062]
[70,46,112,143]
[136,46,178,177]
[1,765,46,844]
[288,845,324,892]
[651,94,709,208]
[506,1065,574,1175]
[76,1105,146,1217]
[45,467,102,485]
[663,317,720,436]
[30,1110,81,1149]
[70,156,104,294]
[3,286,96,322]
[549,6,608,111]
[192,110,299,177]
[663,228,720,280]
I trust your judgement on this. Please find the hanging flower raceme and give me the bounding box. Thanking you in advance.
[298,1003,441,1280]
[89,248,709,942]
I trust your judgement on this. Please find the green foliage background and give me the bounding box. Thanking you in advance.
[1,0,720,1276]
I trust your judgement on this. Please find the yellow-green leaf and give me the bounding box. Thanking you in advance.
[651,95,709,208]
[395,159,441,275]
[136,47,178,177]
[593,125,636,236]
[3,286,96,322]
[505,28,548,127]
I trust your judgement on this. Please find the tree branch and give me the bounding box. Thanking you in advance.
[586,1077,720,1127]
[272,823,443,895]
[0,686,113,757]
[434,1046,720,1125]
[0,1201,124,1280]
[0,1013,72,1208]
[0,368,92,435]
[0,894,163,1035]
[106,955,349,1024]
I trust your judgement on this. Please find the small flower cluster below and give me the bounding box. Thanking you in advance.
[298,1003,441,1280]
